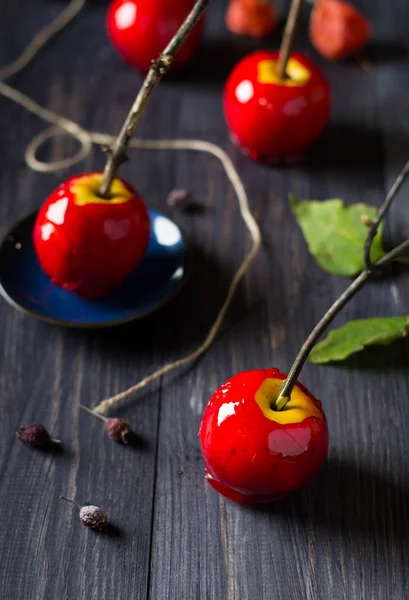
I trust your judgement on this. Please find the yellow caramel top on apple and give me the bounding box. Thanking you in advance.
[255,377,322,424]
[70,173,133,206]
[258,58,311,87]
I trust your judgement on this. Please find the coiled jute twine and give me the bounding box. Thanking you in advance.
[0,0,261,413]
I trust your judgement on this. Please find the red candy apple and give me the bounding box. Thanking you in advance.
[33,172,150,299]
[106,0,204,74]
[224,50,331,162]
[199,368,329,504]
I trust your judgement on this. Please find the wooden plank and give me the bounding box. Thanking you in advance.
[149,1,409,599]
[0,2,163,598]
[1,0,409,598]
[373,2,409,597]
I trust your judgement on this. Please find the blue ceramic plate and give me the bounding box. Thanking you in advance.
[0,209,188,328]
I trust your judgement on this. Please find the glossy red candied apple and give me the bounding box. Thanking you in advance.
[199,368,329,504]
[224,50,331,163]
[226,0,278,39]
[33,172,150,299]
[106,0,204,74]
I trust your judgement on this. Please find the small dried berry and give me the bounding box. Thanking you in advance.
[309,0,371,62]
[80,404,134,445]
[79,505,108,531]
[226,0,278,39]
[60,496,108,531]
[106,418,133,444]
[166,189,192,208]
[16,424,60,448]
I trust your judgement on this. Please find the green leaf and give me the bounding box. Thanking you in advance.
[308,317,409,364]
[289,196,385,276]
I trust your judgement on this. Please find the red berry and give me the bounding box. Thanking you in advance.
[106,0,204,74]
[224,50,331,162]
[310,0,371,61]
[199,368,329,504]
[105,418,133,444]
[226,0,278,39]
[17,424,60,448]
[166,189,191,208]
[33,172,150,299]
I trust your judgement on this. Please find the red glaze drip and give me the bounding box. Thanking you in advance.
[33,172,150,299]
[224,51,331,163]
[106,0,204,74]
[199,368,329,504]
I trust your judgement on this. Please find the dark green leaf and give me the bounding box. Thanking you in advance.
[289,196,385,276]
[308,317,409,364]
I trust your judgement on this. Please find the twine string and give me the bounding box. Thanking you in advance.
[0,0,262,413]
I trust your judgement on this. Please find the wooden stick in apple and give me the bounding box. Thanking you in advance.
[274,159,409,411]
[31,0,214,300]
[99,0,213,199]
[277,0,304,79]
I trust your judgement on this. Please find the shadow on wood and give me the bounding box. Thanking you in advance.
[309,122,384,175]
[61,242,260,359]
[364,40,409,63]
[177,29,283,85]
[251,455,409,552]
[102,522,126,539]
[309,123,409,179]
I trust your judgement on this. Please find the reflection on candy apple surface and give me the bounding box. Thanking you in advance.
[224,50,331,163]
[106,0,204,74]
[33,172,150,299]
[199,368,329,504]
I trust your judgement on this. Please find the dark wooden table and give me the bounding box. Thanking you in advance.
[1,0,409,598]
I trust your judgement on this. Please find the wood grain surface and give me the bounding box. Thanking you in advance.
[0,0,409,598]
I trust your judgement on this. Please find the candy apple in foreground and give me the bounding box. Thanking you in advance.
[224,50,331,163]
[33,172,150,299]
[106,0,204,74]
[199,368,329,504]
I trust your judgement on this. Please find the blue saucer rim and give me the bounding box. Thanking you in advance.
[0,210,190,329]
